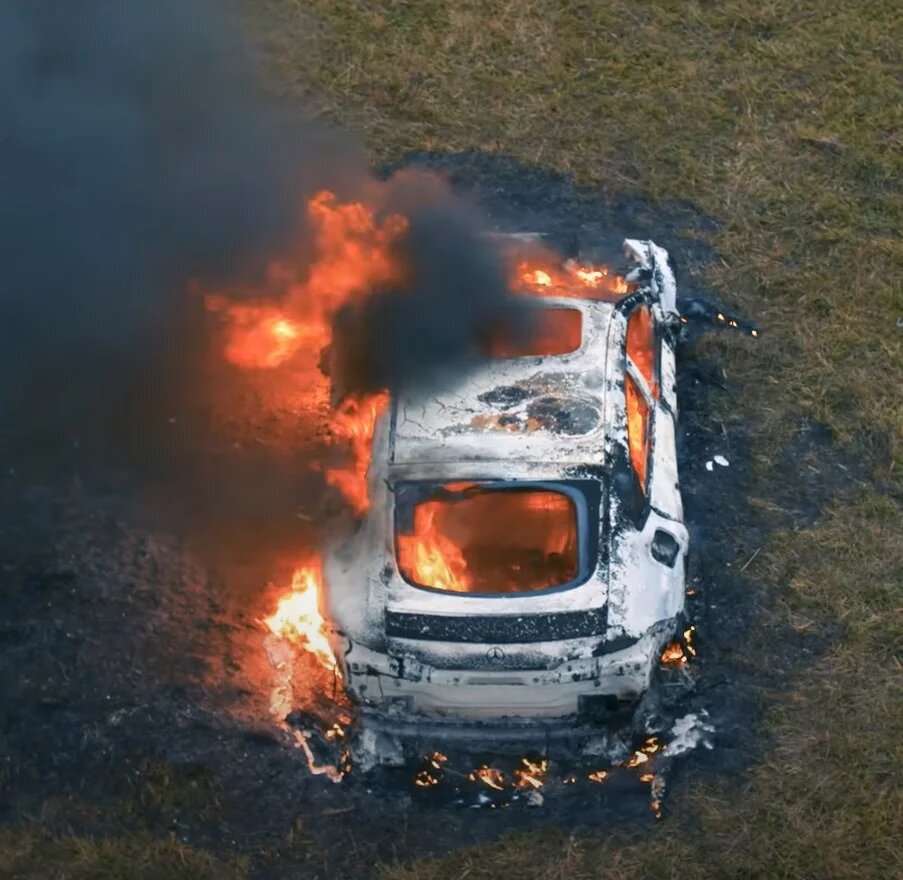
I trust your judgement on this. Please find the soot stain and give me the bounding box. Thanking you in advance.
[526,395,599,434]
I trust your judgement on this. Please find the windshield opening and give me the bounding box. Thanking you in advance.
[395,483,580,594]
[486,307,583,357]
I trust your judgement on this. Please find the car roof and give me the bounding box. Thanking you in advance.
[388,298,623,468]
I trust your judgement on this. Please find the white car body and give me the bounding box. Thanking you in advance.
[324,240,687,729]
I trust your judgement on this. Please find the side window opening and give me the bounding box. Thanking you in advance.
[626,305,659,398]
[625,374,651,491]
[625,306,659,492]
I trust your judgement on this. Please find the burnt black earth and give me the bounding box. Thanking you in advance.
[0,153,840,879]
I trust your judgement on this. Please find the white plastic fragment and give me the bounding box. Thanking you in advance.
[663,712,715,757]
[705,461,714,472]
[713,455,729,467]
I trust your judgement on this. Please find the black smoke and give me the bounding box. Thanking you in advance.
[328,189,534,401]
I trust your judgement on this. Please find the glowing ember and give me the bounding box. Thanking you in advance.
[325,722,346,741]
[587,769,609,783]
[513,756,549,790]
[660,641,688,666]
[426,751,448,770]
[264,563,336,672]
[468,765,506,791]
[623,736,661,768]
[414,770,439,788]
[684,626,697,657]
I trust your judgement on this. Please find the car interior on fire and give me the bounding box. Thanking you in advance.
[394,482,587,595]
[486,305,584,358]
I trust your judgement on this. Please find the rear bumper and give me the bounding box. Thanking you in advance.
[342,623,674,721]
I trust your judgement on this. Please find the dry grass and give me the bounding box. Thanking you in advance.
[0,826,249,880]
[242,1,902,878]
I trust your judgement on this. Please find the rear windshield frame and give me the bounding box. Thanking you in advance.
[392,479,601,598]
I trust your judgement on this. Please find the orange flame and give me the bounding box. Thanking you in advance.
[209,204,643,694]
[468,765,506,791]
[513,756,549,790]
[208,192,406,372]
[207,190,404,516]
[264,563,336,672]
[325,391,390,514]
[623,736,662,769]
[660,641,687,666]
[514,253,631,300]
[397,500,473,593]
[396,487,577,594]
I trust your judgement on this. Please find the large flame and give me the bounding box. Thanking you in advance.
[397,500,473,593]
[206,190,404,514]
[264,563,336,671]
[208,190,406,370]
[397,487,577,595]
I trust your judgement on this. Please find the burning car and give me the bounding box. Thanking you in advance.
[322,239,687,734]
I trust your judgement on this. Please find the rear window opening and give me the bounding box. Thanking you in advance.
[486,307,583,358]
[395,482,581,595]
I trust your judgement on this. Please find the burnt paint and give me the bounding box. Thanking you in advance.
[477,385,531,408]
[526,395,600,434]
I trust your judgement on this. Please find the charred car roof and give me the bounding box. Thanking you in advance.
[389,297,619,467]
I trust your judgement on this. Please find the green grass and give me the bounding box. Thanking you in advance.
[243,1,902,878]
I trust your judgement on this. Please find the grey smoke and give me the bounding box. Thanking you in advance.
[0,0,533,573]
[0,0,358,424]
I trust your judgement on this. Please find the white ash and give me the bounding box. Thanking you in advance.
[663,712,714,757]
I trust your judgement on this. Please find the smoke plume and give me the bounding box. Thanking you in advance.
[0,0,532,577]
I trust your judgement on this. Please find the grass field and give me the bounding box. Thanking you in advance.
[4,1,900,877]
[251,2,901,877]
